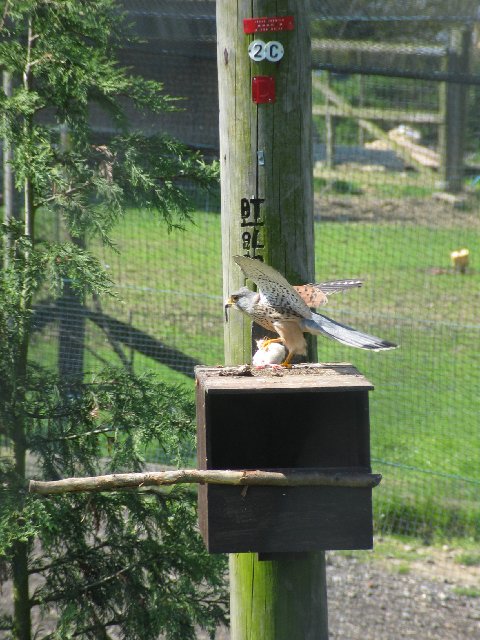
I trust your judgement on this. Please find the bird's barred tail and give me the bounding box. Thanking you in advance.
[314,279,363,295]
[301,312,398,351]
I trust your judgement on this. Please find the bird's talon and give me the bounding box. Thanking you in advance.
[261,338,284,351]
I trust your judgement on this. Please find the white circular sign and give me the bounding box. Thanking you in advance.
[248,40,266,62]
[265,41,284,62]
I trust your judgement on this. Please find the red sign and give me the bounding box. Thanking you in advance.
[243,16,294,34]
[252,76,275,104]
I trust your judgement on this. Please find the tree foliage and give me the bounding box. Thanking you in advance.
[1,370,226,639]
[0,1,226,638]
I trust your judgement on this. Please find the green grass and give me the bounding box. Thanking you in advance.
[314,177,363,195]
[455,553,480,567]
[335,533,480,580]
[28,177,480,539]
[453,587,480,598]
[394,563,411,575]
[314,165,438,199]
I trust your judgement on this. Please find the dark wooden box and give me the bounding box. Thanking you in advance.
[196,364,375,554]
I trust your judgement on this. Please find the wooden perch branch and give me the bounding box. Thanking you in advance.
[29,468,382,495]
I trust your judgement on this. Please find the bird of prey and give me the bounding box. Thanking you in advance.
[225,255,397,367]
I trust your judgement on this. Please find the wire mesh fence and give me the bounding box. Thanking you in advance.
[310,2,480,544]
[23,1,480,548]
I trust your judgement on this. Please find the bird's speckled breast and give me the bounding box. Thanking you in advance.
[251,301,300,331]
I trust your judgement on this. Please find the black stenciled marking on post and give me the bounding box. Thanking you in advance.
[238,68,268,261]
[239,197,265,261]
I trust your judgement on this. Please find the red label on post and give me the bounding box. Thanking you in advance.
[243,16,294,34]
[252,76,275,104]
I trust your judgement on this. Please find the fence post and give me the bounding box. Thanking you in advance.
[325,71,335,169]
[438,27,471,193]
[358,54,365,147]
[217,1,328,638]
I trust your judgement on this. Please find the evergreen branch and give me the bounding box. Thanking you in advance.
[31,422,124,439]
[54,425,117,440]
[26,52,52,68]
[76,564,133,593]
[29,541,110,575]
[31,563,135,606]
[40,616,125,640]
[40,182,90,206]
[29,469,382,494]
[25,409,77,419]
[70,618,124,639]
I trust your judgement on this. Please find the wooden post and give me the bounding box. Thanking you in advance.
[358,53,365,147]
[325,72,335,169]
[219,0,316,363]
[438,27,471,193]
[230,553,328,638]
[217,1,327,638]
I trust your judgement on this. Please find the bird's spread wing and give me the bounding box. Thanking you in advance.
[293,284,328,307]
[234,256,312,319]
[294,279,362,307]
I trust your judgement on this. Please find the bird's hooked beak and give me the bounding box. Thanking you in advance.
[224,296,234,322]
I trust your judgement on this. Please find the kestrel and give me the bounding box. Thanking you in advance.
[225,256,397,366]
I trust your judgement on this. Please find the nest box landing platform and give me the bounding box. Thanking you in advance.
[195,363,379,554]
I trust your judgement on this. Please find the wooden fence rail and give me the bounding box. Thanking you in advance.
[313,27,471,192]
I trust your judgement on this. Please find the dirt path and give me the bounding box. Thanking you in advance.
[327,551,480,640]
[315,193,480,229]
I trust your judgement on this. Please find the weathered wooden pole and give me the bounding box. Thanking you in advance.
[217,1,328,638]
[438,27,471,193]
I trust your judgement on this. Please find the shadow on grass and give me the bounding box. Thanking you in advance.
[33,300,200,379]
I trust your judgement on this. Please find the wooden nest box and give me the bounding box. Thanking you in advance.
[195,364,380,554]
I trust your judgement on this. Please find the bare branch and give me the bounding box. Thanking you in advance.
[29,468,382,495]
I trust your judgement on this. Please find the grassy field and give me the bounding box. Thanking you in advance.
[29,173,480,538]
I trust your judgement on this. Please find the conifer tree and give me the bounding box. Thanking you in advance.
[0,2,226,638]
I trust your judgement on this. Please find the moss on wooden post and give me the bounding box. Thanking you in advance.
[230,552,328,639]
[217,1,328,638]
